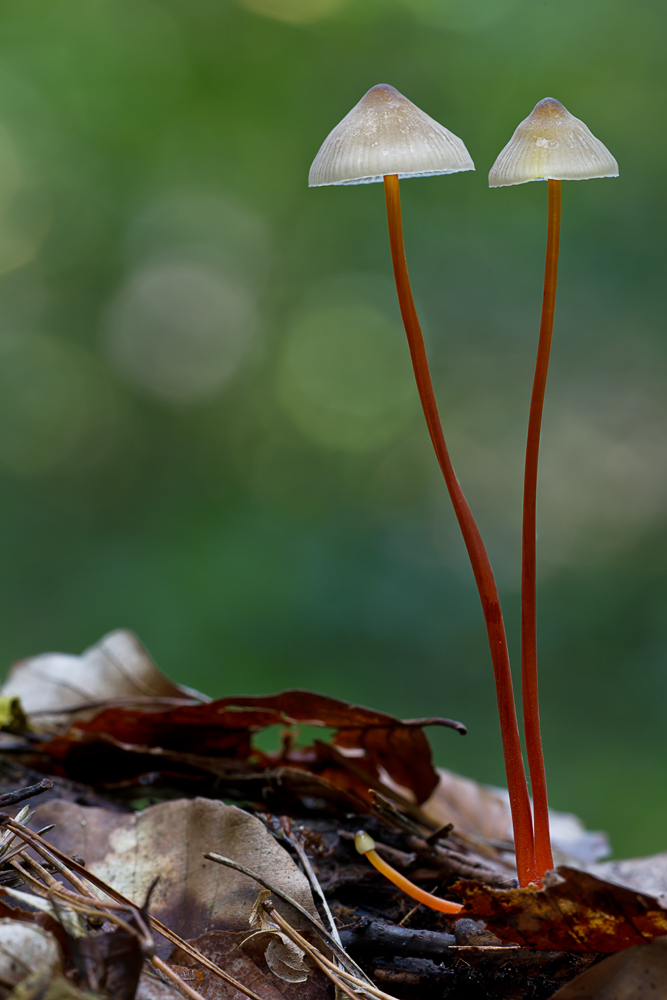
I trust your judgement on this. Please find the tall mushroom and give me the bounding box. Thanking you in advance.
[310,84,538,886]
[489,97,618,878]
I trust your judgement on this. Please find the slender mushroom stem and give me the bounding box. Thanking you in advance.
[355,831,463,913]
[383,173,538,887]
[521,178,560,877]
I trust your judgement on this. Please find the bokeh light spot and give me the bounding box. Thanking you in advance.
[277,302,416,452]
[126,190,271,291]
[105,261,258,405]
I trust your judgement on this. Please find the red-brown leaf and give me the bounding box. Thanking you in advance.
[456,866,667,953]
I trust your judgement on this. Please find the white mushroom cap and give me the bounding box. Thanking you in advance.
[488,98,619,188]
[309,84,474,187]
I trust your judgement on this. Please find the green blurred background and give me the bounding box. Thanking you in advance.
[0,0,665,857]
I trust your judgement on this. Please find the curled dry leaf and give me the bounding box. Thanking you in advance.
[0,918,62,982]
[455,866,667,952]
[31,797,322,960]
[0,630,207,730]
[550,935,667,998]
[246,890,311,985]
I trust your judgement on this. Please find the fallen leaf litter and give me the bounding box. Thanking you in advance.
[0,630,665,999]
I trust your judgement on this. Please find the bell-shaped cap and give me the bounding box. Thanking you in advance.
[488,98,618,188]
[309,84,474,187]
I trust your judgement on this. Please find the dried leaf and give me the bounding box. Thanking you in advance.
[549,936,667,998]
[31,798,322,959]
[75,921,146,1000]
[590,850,667,899]
[0,918,62,982]
[422,768,609,866]
[8,632,464,810]
[264,935,310,983]
[38,687,462,810]
[136,973,186,999]
[1,630,207,730]
[421,767,514,842]
[456,866,667,952]
[246,891,311,984]
[170,929,331,1000]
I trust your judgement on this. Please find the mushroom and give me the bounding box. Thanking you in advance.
[489,98,618,878]
[310,85,538,886]
[354,830,463,913]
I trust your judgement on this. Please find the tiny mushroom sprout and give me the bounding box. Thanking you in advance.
[354,830,463,914]
[310,84,539,887]
[489,98,619,880]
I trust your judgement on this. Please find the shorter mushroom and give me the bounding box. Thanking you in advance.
[311,84,538,888]
[489,98,618,879]
[354,831,463,914]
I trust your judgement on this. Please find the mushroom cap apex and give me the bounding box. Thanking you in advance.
[309,83,474,187]
[488,97,619,187]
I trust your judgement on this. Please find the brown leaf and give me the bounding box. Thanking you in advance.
[31,798,322,959]
[549,935,667,997]
[170,930,331,1000]
[74,921,145,1000]
[37,686,463,809]
[455,866,667,952]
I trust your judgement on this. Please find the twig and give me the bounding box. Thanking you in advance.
[0,779,53,808]
[151,955,208,1000]
[368,791,429,837]
[284,827,342,946]
[397,903,422,927]
[303,948,363,1000]
[205,852,373,985]
[340,917,455,956]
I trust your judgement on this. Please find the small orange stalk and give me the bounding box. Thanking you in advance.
[521,178,560,877]
[355,831,462,914]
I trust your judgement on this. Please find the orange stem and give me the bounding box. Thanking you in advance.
[521,178,560,877]
[365,847,462,914]
[383,173,538,887]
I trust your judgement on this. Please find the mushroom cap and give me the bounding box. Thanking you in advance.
[309,84,474,187]
[488,98,619,188]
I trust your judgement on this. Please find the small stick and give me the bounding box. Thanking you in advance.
[284,828,342,946]
[368,791,429,837]
[151,955,208,1000]
[0,779,53,808]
